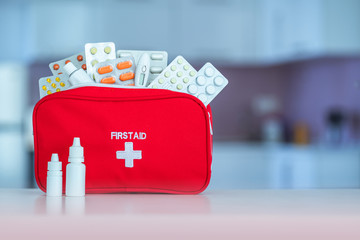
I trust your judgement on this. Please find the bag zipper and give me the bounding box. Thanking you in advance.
[69,83,214,135]
[68,82,149,90]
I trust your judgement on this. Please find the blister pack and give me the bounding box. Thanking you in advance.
[190,63,229,106]
[148,56,197,93]
[93,56,136,85]
[49,53,86,76]
[38,75,70,99]
[85,42,116,78]
[117,50,168,85]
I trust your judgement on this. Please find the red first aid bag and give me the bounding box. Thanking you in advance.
[33,85,213,194]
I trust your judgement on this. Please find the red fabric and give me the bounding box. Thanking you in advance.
[33,86,213,194]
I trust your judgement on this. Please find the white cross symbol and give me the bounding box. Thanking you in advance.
[116,142,142,168]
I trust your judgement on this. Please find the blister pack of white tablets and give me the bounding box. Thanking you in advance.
[190,63,229,106]
[49,52,87,76]
[38,75,70,99]
[85,42,116,78]
[117,50,168,85]
[93,57,136,85]
[148,55,197,92]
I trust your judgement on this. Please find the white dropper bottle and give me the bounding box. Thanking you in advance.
[66,137,86,197]
[64,62,93,86]
[47,153,63,197]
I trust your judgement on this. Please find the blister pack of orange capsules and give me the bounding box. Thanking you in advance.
[93,56,136,85]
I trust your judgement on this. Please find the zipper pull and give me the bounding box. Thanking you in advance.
[208,112,213,135]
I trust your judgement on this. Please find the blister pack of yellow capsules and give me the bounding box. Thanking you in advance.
[38,75,70,99]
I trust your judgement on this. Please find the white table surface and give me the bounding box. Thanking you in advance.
[1,189,360,240]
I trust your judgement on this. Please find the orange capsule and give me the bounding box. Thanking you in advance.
[82,64,87,70]
[65,60,71,64]
[120,72,135,81]
[119,72,135,81]
[100,77,116,84]
[77,55,83,61]
[116,61,132,70]
[127,83,135,86]
[53,64,60,70]
[97,65,113,74]
[58,72,63,75]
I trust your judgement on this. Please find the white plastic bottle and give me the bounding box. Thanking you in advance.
[66,137,86,197]
[64,62,93,86]
[47,153,63,197]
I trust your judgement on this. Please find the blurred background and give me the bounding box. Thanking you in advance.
[1,0,360,189]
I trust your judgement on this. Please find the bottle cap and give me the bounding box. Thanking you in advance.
[48,153,62,171]
[69,137,84,162]
[63,62,77,75]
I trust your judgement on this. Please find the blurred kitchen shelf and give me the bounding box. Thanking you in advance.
[2,0,360,64]
[209,142,360,190]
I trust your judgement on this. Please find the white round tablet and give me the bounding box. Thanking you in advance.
[196,76,206,85]
[214,76,224,86]
[198,94,207,103]
[187,84,198,94]
[206,85,216,95]
[205,67,214,77]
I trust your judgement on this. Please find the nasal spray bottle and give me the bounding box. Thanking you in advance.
[64,62,93,86]
[66,137,86,197]
[46,153,63,197]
